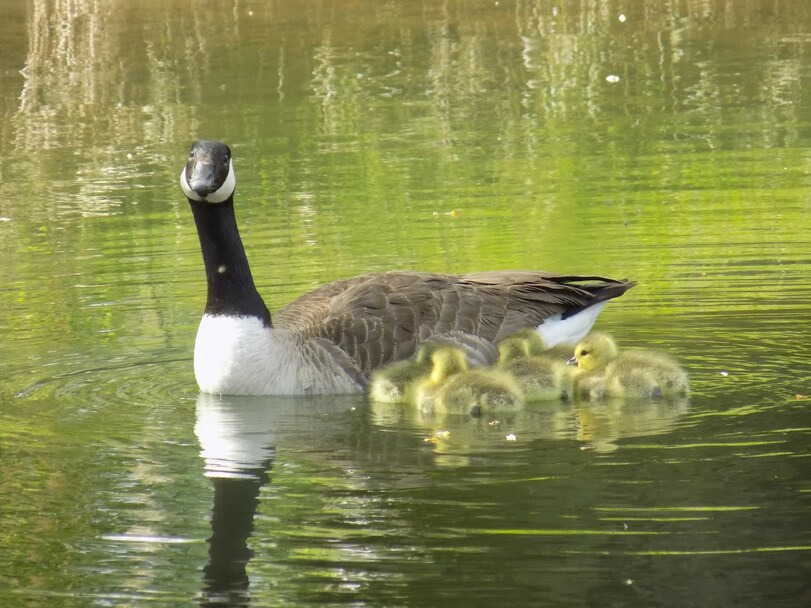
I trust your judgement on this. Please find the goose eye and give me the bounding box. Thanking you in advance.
[188,151,194,159]
[223,155,230,165]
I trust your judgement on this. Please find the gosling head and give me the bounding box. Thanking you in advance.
[569,332,619,372]
[498,329,548,362]
[428,347,469,383]
[180,140,236,204]
[497,337,531,362]
[414,341,447,365]
[510,329,547,355]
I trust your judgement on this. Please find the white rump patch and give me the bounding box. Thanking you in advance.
[536,302,607,348]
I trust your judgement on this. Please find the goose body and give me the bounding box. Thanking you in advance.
[414,347,524,416]
[569,332,689,399]
[181,140,635,396]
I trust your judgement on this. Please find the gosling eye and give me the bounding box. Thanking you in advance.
[579,349,589,357]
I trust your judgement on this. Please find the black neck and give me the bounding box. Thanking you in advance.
[189,197,272,326]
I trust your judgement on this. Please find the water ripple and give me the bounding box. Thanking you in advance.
[14,352,196,411]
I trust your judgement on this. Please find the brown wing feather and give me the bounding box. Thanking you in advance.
[274,270,633,375]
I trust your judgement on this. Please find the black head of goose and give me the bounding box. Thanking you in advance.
[181,140,635,396]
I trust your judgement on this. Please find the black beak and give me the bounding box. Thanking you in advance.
[186,160,225,198]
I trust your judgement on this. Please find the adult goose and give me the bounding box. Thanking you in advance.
[180,140,635,396]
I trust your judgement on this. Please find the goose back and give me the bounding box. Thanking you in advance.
[274,270,633,376]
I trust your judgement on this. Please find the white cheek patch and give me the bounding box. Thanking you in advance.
[180,167,202,201]
[179,159,236,203]
[207,160,236,203]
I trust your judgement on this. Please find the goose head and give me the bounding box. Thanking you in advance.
[180,140,236,203]
[569,332,619,372]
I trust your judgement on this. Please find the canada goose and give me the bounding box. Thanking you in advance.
[569,332,689,399]
[496,332,571,402]
[181,140,635,395]
[414,347,524,416]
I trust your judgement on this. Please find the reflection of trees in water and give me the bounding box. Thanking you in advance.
[20,0,108,116]
[8,0,228,224]
[4,0,808,318]
[15,0,212,153]
[11,0,808,152]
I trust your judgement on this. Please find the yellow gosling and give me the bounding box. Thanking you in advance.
[368,342,446,403]
[369,333,501,403]
[570,332,689,399]
[497,332,571,402]
[415,347,524,416]
[433,370,525,416]
[499,329,547,356]
[413,347,470,412]
[569,368,609,400]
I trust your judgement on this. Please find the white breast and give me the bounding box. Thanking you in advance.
[193,314,363,395]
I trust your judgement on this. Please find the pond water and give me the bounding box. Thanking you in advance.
[1,0,810,605]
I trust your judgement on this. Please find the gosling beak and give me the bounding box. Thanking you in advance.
[566,355,578,367]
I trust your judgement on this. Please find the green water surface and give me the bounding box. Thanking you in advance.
[1,1,810,606]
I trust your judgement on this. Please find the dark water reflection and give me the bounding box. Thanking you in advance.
[2,0,811,605]
[188,383,808,607]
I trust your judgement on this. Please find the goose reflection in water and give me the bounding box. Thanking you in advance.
[195,393,277,607]
[194,390,691,605]
[193,393,360,607]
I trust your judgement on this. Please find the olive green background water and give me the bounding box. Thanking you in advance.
[1,1,810,606]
